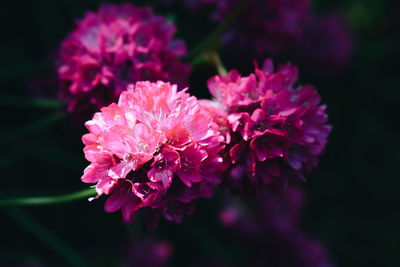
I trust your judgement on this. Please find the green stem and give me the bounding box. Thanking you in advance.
[203,52,228,75]
[5,208,85,266]
[186,0,248,62]
[0,188,97,207]
[0,95,64,109]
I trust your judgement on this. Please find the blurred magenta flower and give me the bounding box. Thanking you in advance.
[57,3,190,113]
[203,59,331,192]
[219,187,334,267]
[126,237,172,267]
[81,81,224,227]
[219,186,303,233]
[296,13,354,76]
[185,0,310,58]
[254,230,335,267]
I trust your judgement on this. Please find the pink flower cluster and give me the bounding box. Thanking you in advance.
[203,59,332,192]
[81,58,331,224]
[58,3,190,113]
[81,81,224,225]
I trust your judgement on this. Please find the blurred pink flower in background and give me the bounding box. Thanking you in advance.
[184,0,310,58]
[219,187,335,267]
[81,81,224,227]
[57,3,190,113]
[296,13,354,76]
[126,237,172,267]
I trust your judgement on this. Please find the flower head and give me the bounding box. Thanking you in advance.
[205,59,331,192]
[82,81,224,226]
[58,3,190,113]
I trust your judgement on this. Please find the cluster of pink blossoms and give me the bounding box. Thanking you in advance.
[81,81,224,225]
[202,59,332,192]
[70,3,332,223]
[81,58,331,223]
[57,3,190,113]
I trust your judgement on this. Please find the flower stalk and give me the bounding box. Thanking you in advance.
[203,52,228,75]
[0,187,96,207]
[187,0,248,62]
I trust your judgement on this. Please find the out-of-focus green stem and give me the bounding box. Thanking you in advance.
[187,0,248,62]
[0,188,97,207]
[5,208,85,266]
[203,52,228,75]
[0,95,64,109]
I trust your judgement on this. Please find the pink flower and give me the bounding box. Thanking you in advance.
[205,59,331,192]
[81,81,224,226]
[57,3,190,113]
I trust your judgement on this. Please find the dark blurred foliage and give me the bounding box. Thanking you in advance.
[0,0,399,266]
